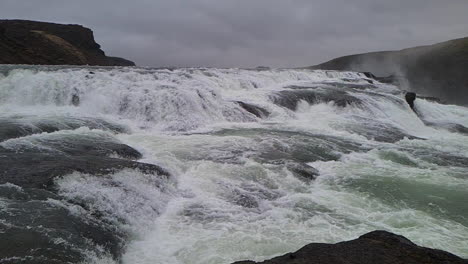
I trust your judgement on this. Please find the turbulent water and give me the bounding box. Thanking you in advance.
[0,65,467,264]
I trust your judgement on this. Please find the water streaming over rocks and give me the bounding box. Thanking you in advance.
[0,65,467,264]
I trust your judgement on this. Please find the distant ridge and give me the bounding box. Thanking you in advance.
[310,37,468,105]
[0,19,135,66]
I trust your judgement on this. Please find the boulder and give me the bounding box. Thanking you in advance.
[405,92,417,109]
[285,162,319,181]
[232,230,468,264]
[236,101,270,118]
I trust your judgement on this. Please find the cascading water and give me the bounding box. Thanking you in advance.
[0,65,467,264]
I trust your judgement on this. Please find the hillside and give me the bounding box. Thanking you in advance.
[310,37,468,105]
[0,20,135,66]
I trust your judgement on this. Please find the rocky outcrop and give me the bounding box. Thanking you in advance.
[233,230,468,264]
[0,19,135,66]
[310,37,468,106]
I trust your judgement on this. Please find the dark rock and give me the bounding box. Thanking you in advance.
[0,19,135,66]
[375,75,401,85]
[361,72,376,79]
[405,92,417,109]
[106,56,136,66]
[3,132,142,159]
[231,191,259,208]
[71,94,80,106]
[232,230,468,264]
[271,89,362,110]
[343,116,423,143]
[227,183,280,209]
[285,162,319,181]
[407,147,468,168]
[0,149,167,190]
[236,101,270,118]
[418,95,443,103]
[0,115,127,141]
[0,186,125,264]
[444,124,468,134]
[0,125,168,190]
[423,121,468,135]
[0,130,169,263]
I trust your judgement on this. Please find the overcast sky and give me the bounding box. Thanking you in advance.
[2,0,468,67]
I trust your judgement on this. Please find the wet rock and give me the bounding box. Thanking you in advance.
[407,147,468,168]
[0,130,168,190]
[419,95,443,103]
[424,122,468,135]
[361,72,377,79]
[323,82,378,90]
[232,230,468,264]
[286,162,319,181]
[71,94,80,106]
[2,133,142,159]
[446,124,468,134]
[0,115,127,141]
[0,150,167,190]
[0,131,169,263]
[254,66,271,71]
[236,101,270,118]
[343,117,424,143]
[272,89,362,110]
[375,75,401,85]
[212,128,368,164]
[0,186,125,264]
[232,191,259,208]
[405,92,417,109]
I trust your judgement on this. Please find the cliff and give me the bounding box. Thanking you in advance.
[0,20,135,66]
[310,37,468,105]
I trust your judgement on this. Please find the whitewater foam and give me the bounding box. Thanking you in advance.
[0,65,467,264]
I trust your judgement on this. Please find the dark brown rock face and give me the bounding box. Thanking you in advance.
[232,230,468,264]
[0,19,135,66]
[310,37,468,106]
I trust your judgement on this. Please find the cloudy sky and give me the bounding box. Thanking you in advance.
[2,0,467,67]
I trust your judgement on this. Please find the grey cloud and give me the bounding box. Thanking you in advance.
[1,0,468,67]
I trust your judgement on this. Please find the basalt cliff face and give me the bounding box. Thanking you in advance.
[0,20,135,66]
[310,37,468,106]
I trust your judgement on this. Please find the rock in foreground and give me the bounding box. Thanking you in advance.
[233,231,468,264]
[0,19,135,66]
